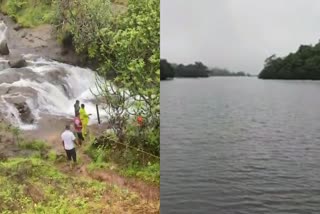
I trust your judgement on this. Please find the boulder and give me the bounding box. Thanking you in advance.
[0,71,21,84]
[0,60,9,71]
[9,57,27,68]
[4,96,35,124]
[43,68,73,98]
[7,86,37,97]
[0,68,41,84]
[0,41,9,55]
[13,24,22,31]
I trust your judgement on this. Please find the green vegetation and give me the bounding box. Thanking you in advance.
[0,0,160,210]
[161,59,251,79]
[18,140,48,151]
[55,0,160,161]
[259,43,320,79]
[209,68,251,77]
[174,61,210,78]
[85,132,160,184]
[0,0,55,27]
[120,162,160,184]
[0,157,158,213]
[160,59,175,80]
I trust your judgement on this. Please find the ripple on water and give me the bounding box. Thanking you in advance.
[161,78,320,213]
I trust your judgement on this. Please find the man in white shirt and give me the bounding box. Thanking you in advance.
[61,124,77,166]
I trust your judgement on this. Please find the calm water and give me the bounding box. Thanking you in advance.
[161,77,320,214]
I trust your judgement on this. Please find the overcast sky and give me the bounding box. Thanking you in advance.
[161,0,320,74]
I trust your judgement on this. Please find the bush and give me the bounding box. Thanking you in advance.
[48,150,57,162]
[18,140,48,151]
[119,162,160,184]
[1,0,55,27]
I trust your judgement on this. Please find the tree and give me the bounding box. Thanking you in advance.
[259,42,320,80]
[160,59,174,80]
[56,0,160,155]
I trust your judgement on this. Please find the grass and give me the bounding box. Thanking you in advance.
[119,162,160,185]
[0,0,55,27]
[0,157,159,213]
[18,140,48,151]
[84,141,160,185]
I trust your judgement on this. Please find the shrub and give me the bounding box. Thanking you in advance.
[18,140,48,151]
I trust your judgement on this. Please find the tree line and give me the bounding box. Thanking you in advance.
[161,59,251,80]
[259,42,320,79]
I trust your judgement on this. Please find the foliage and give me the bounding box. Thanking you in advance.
[161,59,251,78]
[47,150,57,162]
[18,140,48,151]
[1,0,55,27]
[259,43,320,79]
[96,0,160,131]
[209,67,251,77]
[54,0,113,54]
[0,157,158,213]
[120,162,160,184]
[85,133,160,184]
[161,60,210,78]
[160,59,174,80]
[56,0,160,155]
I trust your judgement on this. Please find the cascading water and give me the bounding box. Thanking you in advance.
[0,56,107,130]
[0,21,107,130]
[0,21,8,45]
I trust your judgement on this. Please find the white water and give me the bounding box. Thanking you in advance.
[0,21,8,45]
[0,56,108,130]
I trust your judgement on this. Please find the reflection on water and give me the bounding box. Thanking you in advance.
[161,77,320,214]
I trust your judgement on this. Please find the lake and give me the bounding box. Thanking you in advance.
[161,77,320,214]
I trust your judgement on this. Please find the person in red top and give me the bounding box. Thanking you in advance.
[74,112,84,145]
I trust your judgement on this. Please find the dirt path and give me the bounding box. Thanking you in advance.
[58,151,159,201]
[23,117,159,202]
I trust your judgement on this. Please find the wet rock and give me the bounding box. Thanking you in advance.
[0,87,10,95]
[0,60,10,71]
[4,96,35,124]
[21,31,27,38]
[0,68,43,84]
[0,42,9,55]
[0,71,21,84]
[43,68,73,98]
[13,24,22,31]
[61,49,69,56]
[7,86,37,98]
[9,57,27,68]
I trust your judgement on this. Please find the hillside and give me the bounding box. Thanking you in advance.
[160,59,250,80]
[259,43,320,79]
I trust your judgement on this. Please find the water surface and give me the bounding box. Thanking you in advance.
[161,77,320,214]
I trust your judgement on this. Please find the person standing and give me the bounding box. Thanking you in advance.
[74,100,80,117]
[61,124,77,168]
[79,104,90,137]
[74,112,84,145]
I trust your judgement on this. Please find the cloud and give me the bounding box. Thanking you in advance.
[161,0,320,74]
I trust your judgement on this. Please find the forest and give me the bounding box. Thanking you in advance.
[259,43,320,79]
[161,59,250,80]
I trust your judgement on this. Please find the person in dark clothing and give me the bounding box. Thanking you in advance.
[74,100,80,116]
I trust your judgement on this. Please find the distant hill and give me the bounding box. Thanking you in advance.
[160,59,251,80]
[160,59,209,79]
[209,67,251,77]
[259,42,320,79]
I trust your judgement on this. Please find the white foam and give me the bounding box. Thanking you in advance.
[0,21,8,44]
[0,56,110,129]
